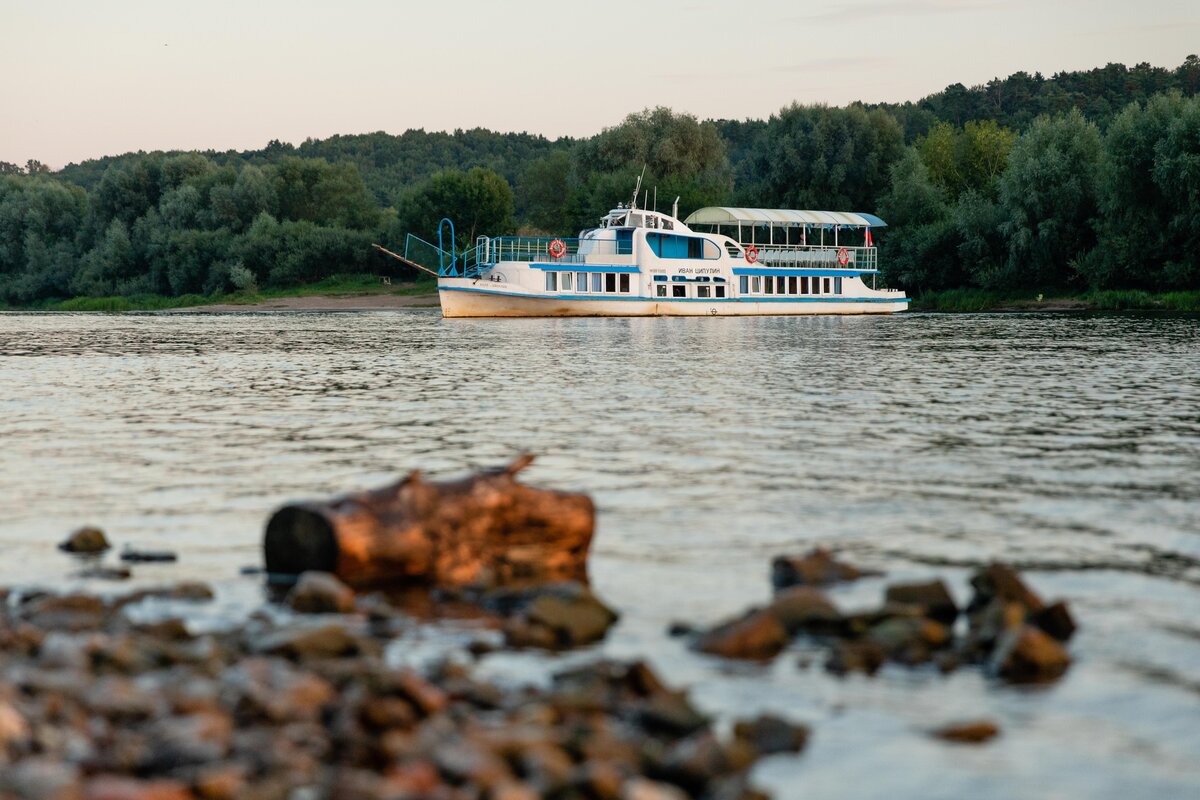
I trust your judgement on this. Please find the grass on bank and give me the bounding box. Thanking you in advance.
[912,288,1200,313]
[13,274,439,312]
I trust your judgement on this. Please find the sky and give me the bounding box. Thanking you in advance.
[2,0,1197,168]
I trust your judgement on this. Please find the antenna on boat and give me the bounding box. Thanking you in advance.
[672,195,680,220]
[653,186,657,213]
[630,166,646,211]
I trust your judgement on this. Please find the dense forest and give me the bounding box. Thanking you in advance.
[2,57,1198,305]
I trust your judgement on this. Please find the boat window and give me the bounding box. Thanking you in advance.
[619,274,630,293]
[576,272,587,291]
[561,272,573,291]
[697,285,711,298]
[812,278,821,295]
[662,219,673,230]
[591,273,603,292]
[605,273,617,292]
[629,214,643,227]
[764,277,774,295]
[724,242,741,258]
[751,277,760,293]
[824,278,831,294]
[801,276,809,294]
[672,285,686,298]
[788,277,797,294]
[546,272,558,292]
[834,277,842,294]
[776,276,785,294]
[715,285,726,298]
[647,233,721,260]
[739,276,748,293]
[656,284,667,297]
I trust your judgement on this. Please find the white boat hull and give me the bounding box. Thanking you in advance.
[439,283,908,318]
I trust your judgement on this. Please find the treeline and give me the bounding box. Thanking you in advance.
[1,57,1198,305]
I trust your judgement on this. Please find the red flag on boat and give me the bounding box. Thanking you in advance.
[865,227,873,247]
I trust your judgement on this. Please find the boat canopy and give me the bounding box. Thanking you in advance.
[684,207,887,229]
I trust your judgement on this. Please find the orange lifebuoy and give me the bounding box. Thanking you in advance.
[745,246,759,264]
[837,247,850,266]
[548,239,567,259]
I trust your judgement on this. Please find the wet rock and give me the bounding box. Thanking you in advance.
[968,563,1044,614]
[23,593,109,631]
[254,622,365,660]
[77,566,132,581]
[220,657,336,722]
[824,639,886,676]
[655,730,734,794]
[504,584,618,649]
[388,669,448,716]
[884,580,958,625]
[931,719,1001,744]
[732,714,809,756]
[622,778,690,800]
[1031,600,1077,642]
[666,621,695,637]
[116,583,214,607]
[695,609,788,661]
[119,548,178,564]
[771,547,877,589]
[0,759,82,800]
[989,625,1071,683]
[433,737,512,788]
[144,712,233,768]
[765,587,842,635]
[636,691,710,737]
[82,776,193,800]
[867,617,950,665]
[192,763,246,800]
[285,571,356,615]
[0,699,31,750]
[59,526,111,554]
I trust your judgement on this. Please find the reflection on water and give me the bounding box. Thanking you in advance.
[1,309,1199,798]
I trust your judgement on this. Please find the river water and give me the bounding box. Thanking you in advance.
[1,310,1198,798]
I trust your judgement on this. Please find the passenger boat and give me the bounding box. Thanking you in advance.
[385,187,908,318]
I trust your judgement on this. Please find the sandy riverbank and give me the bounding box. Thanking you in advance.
[166,293,440,313]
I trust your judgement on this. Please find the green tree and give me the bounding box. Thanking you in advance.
[997,110,1102,288]
[395,167,514,247]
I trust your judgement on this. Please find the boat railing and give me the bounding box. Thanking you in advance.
[471,236,634,268]
[749,245,878,272]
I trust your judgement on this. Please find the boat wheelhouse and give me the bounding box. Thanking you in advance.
[392,195,908,318]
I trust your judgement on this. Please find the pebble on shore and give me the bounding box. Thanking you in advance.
[58,526,110,554]
[0,581,794,800]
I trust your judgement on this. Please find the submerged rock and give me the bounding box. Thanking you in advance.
[1031,600,1077,642]
[771,548,877,590]
[59,525,111,554]
[694,609,789,661]
[732,715,809,756]
[119,548,178,564]
[931,719,1001,744]
[824,640,886,676]
[286,571,356,615]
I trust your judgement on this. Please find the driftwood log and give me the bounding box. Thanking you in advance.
[264,455,595,588]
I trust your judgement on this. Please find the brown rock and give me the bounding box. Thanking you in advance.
[969,563,1044,613]
[389,669,448,716]
[766,586,842,634]
[824,640,886,676]
[193,764,246,800]
[77,566,132,581]
[990,625,1071,683]
[1031,600,1077,642]
[771,547,877,589]
[219,657,336,722]
[635,691,710,737]
[0,699,31,749]
[867,617,949,663]
[506,585,619,649]
[59,526,110,554]
[732,714,809,755]
[884,580,958,625]
[23,593,108,631]
[622,778,690,800]
[286,571,356,615]
[254,622,364,659]
[82,776,193,800]
[931,719,1001,744]
[695,609,789,661]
